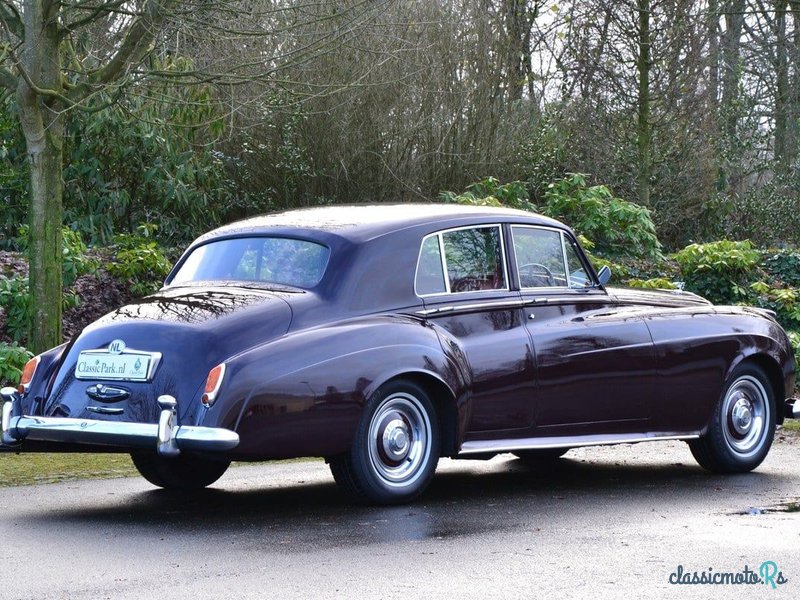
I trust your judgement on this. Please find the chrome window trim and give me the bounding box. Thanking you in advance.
[413,234,449,297]
[414,224,509,298]
[560,232,571,287]
[438,233,451,294]
[416,297,538,316]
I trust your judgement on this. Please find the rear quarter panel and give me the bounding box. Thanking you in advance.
[208,315,467,459]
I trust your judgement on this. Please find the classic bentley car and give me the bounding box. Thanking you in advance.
[2,205,798,504]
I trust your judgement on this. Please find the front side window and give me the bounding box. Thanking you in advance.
[415,226,507,295]
[564,237,593,288]
[171,237,330,289]
[512,226,593,289]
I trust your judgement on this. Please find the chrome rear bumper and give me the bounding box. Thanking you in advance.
[1,387,238,456]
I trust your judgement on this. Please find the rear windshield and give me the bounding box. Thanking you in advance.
[170,237,330,289]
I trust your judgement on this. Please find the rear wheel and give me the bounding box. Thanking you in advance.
[130,452,230,490]
[328,379,440,504]
[689,363,776,474]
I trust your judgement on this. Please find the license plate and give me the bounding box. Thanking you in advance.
[75,352,152,381]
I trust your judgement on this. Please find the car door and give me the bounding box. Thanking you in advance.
[511,225,659,435]
[416,224,536,434]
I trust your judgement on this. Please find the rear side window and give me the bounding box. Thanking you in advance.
[416,236,447,295]
[415,226,507,295]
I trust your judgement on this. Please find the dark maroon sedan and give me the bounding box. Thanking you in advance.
[2,205,798,503]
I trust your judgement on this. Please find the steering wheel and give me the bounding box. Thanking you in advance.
[518,262,555,287]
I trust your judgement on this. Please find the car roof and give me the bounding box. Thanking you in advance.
[196,204,568,245]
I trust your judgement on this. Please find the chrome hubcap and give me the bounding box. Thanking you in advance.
[721,375,769,457]
[368,392,432,487]
[382,418,410,460]
[731,398,753,434]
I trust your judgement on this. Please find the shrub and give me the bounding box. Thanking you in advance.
[763,250,800,287]
[0,341,32,386]
[440,174,663,261]
[0,275,79,344]
[673,240,760,304]
[439,177,536,211]
[749,282,800,330]
[107,227,172,297]
[626,278,677,290]
[16,225,97,286]
[722,174,800,247]
[539,174,663,260]
[0,276,31,342]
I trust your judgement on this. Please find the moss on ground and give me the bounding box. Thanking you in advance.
[0,452,137,487]
[781,419,800,432]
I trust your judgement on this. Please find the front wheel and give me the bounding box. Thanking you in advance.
[328,379,440,504]
[689,363,776,474]
[131,452,231,490]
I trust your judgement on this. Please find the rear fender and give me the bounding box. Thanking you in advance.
[19,343,69,415]
[210,315,469,458]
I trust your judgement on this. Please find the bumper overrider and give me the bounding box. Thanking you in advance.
[0,387,239,457]
[786,399,800,420]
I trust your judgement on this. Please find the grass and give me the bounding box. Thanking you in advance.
[0,452,137,487]
[0,452,315,488]
[781,419,800,433]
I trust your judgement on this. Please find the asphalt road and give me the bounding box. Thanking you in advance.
[1,434,798,600]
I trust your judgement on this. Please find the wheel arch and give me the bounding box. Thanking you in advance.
[378,371,459,457]
[733,354,787,424]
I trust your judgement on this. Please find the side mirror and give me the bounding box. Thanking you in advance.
[596,265,611,286]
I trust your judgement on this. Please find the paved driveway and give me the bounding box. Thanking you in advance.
[1,435,798,599]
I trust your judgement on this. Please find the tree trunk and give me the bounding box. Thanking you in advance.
[17,0,65,352]
[789,1,800,171]
[707,0,719,109]
[720,0,745,192]
[774,0,789,175]
[636,0,651,207]
[503,0,537,106]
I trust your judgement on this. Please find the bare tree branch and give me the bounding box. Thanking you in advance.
[62,0,136,33]
[0,1,23,40]
[72,0,178,98]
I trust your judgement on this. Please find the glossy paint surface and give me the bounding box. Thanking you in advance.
[524,298,656,433]
[12,204,796,459]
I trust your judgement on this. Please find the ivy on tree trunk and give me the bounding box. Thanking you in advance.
[636,0,651,208]
[16,0,64,352]
[0,0,178,352]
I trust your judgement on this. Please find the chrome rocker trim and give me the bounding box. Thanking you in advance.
[458,431,701,455]
[1,387,238,456]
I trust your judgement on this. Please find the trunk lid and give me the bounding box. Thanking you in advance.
[42,286,294,425]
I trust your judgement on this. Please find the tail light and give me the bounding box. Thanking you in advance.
[202,363,225,407]
[18,355,41,394]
